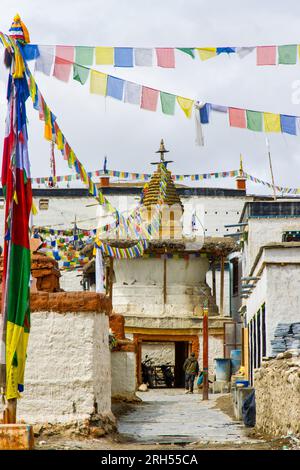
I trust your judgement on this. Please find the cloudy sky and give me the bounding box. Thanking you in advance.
[1,0,300,194]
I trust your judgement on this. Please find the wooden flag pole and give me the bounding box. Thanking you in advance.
[266,137,277,201]
[202,300,209,400]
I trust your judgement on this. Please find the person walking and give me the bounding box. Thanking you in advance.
[183,352,199,394]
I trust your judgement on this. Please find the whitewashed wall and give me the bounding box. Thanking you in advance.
[111,351,136,399]
[142,342,175,365]
[0,311,112,424]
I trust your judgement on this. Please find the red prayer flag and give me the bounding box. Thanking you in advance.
[229,107,246,128]
[256,46,276,66]
[141,87,159,111]
[53,46,74,82]
[156,48,175,68]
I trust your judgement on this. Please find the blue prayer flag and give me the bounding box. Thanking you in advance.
[22,44,40,61]
[107,76,125,100]
[216,47,236,54]
[200,103,210,124]
[280,114,296,135]
[114,47,133,67]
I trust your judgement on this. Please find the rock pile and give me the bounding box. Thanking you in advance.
[255,351,300,437]
[271,323,300,355]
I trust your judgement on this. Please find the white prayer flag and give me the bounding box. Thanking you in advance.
[35,45,55,76]
[134,48,153,66]
[124,81,142,105]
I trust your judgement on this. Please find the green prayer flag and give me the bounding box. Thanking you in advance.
[177,48,195,59]
[278,45,297,65]
[75,46,94,65]
[73,64,89,85]
[160,92,176,115]
[246,110,263,132]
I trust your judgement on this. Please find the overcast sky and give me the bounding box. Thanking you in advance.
[1,0,300,194]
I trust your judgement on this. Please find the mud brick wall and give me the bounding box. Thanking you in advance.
[254,351,300,437]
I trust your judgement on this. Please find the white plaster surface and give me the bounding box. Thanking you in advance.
[142,342,175,365]
[111,351,136,398]
[198,335,224,373]
[0,311,112,424]
[60,270,83,292]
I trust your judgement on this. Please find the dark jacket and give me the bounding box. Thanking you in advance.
[183,356,199,375]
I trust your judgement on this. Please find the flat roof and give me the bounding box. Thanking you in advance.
[240,200,300,222]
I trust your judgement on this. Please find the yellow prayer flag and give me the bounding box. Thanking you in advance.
[56,128,64,150]
[44,122,52,141]
[176,96,194,118]
[263,112,281,133]
[90,70,108,96]
[196,47,217,61]
[95,47,114,65]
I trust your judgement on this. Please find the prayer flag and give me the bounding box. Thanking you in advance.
[280,114,297,135]
[95,47,114,65]
[278,45,297,65]
[134,48,153,66]
[114,47,133,67]
[90,70,107,95]
[35,45,54,76]
[141,87,159,111]
[107,75,124,100]
[124,81,142,105]
[160,92,176,115]
[236,47,255,59]
[22,44,40,61]
[256,46,276,65]
[177,96,194,118]
[73,64,89,85]
[75,46,94,65]
[216,47,236,54]
[229,107,246,128]
[197,47,217,61]
[199,103,210,123]
[156,48,175,68]
[246,110,263,132]
[263,112,281,132]
[211,104,228,113]
[177,48,195,59]
[53,46,74,82]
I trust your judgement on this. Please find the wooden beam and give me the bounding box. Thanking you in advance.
[220,256,225,316]
[3,399,17,424]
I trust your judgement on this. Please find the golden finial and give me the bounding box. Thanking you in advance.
[239,154,244,175]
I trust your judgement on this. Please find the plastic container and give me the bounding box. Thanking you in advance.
[214,358,231,381]
[230,349,242,374]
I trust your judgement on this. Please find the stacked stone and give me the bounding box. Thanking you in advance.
[271,323,300,355]
[254,352,300,437]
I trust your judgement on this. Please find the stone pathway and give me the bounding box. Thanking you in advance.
[117,389,259,445]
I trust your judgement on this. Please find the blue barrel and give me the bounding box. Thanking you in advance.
[214,358,231,381]
[230,349,242,374]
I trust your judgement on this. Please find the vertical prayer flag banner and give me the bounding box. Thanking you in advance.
[160,91,176,115]
[114,47,134,67]
[280,114,296,135]
[177,48,195,59]
[90,70,108,95]
[141,86,159,111]
[75,46,94,65]
[197,47,217,61]
[264,112,281,132]
[199,103,210,123]
[95,47,114,65]
[156,48,175,68]
[107,75,124,100]
[35,45,54,76]
[229,107,246,128]
[73,64,89,85]
[134,48,153,66]
[246,110,263,132]
[124,81,142,105]
[53,46,74,82]
[256,46,276,65]
[278,45,297,64]
[177,96,194,118]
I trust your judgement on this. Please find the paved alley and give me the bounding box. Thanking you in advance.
[116,389,259,446]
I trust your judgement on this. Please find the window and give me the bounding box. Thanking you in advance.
[39,198,49,210]
[232,259,239,296]
[257,311,261,368]
[282,231,300,242]
[262,303,266,358]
